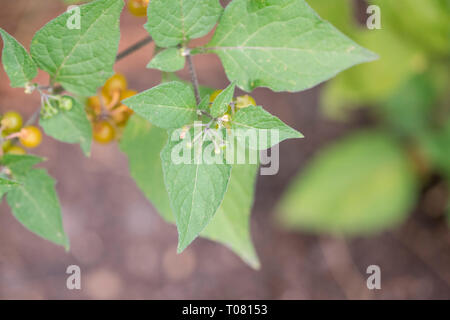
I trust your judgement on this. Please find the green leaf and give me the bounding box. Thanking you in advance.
[210,82,235,117]
[381,74,436,136]
[120,117,259,267]
[39,96,92,156]
[198,94,211,111]
[6,168,69,248]
[206,0,377,92]
[0,28,37,88]
[0,176,20,199]
[201,162,260,269]
[145,0,223,47]
[147,48,185,72]
[231,106,303,150]
[123,81,198,129]
[161,129,232,252]
[119,115,173,222]
[30,0,124,96]
[1,154,44,174]
[278,131,418,235]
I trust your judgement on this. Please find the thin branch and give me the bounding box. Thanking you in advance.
[186,53,201,105]
[116,35,153,61]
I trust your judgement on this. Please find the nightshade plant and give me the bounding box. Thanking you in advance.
[0,0,376,268]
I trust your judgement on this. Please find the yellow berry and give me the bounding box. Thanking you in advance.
[1,111,23,133]
[102,73,127,98]
[235,95,256,109]
[209,90,223,103]
[127,0,149,17]
[93,121,115,144]
[19,126,42,149]
[6,145,26,155]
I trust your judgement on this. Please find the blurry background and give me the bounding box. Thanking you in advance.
[0,0,449,299]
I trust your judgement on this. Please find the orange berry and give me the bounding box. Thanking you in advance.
[102,73,127,98]
[93,121,115,144]
[19,126,42,149]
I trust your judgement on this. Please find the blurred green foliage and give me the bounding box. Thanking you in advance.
[278,0,450,235]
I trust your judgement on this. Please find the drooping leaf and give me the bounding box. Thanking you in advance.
[206,0,377,92]
[231,105,303,150]
[120,115,260,267]
[40,96,92,156]
[145,0,223,47]
[161,128,232,252]
[201,162,260,269]
[278,131,418,235]
[147,47,185,72]
[123,81,198,129]
[30,0,124,96]
[119,115,173,222]
[210,82,235,117]
[0,154,44,175]
[0,28,37,88]
[6,168,69,248]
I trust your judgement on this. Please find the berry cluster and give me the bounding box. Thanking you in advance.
[0,111,42,155]
[86,73,136,144]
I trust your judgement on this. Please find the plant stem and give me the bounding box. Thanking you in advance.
[116,35,153,61]
[186,53,201,105]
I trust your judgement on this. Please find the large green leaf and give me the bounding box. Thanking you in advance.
[278,131,418,235]
[161,129,232,252]
[120,116,259,267]
[6,168,69,248]
[206,0,377,92]
[123,81,197,129]
[30,0,123,96]
[40,96,92,156]
[119,115,173,223]
[232,106,303,150]
[145,0,223,47]
[0,28,37,88]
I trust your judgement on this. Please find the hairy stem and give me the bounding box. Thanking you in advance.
[186,53,201,105]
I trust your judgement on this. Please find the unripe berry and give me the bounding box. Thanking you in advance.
[59,96,73,111]
[235,95,256,109]
[1,111,23,133]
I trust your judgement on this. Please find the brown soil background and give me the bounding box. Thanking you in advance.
[0,0,449,299]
